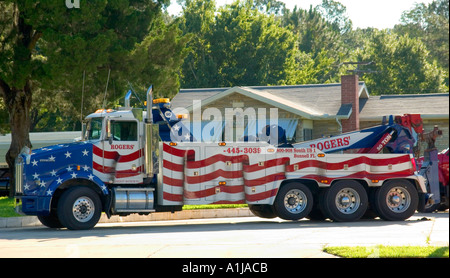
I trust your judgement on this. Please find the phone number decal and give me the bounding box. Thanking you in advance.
[223,147,262,154]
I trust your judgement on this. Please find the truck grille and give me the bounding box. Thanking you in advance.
[15,157,24,195]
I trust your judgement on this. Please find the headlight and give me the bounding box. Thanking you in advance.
[20,146,31,164]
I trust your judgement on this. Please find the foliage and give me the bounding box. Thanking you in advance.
[179,0,300,88]
[0,0,189,133]
[316,0,353,34]
[282,5,350,84]
[323,245,449,258]
[0,197,21,218]
[0,0,189,196]
[394,0,449,86]
[0,0,448,134]
[355,30,447,95]
[128,16,192,101]
[183,204,248,210]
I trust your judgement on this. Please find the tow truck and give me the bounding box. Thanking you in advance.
[416,126,448,213]
[14,86,432,229]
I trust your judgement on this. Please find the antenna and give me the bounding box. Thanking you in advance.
[80,70,85,124]
[127,81,143,105]
[341,61,378,75]
[102,68,111,109]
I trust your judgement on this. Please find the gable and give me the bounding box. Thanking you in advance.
[170,84,370,120]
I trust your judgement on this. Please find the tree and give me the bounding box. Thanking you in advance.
[128,16,191,100]
[282,5,349,84]
[316,0,352,34]
[209,0,298,86]
[0,0,188,196]
[179,0,300,88]
[252,0,285,15]
[355,30,447,95]
[394,0,449,86]
[178,0,218,88]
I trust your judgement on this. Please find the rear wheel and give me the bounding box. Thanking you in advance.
[307,189,327,221]
[321,180,368,222]
[57,186,102,230]
[273,182,313,220]
[373,180,418,221]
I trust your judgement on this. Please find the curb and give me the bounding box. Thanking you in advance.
[0,208,254,229]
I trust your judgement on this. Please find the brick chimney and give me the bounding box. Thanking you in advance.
[341,75,360,133]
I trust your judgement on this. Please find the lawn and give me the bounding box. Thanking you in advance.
[323,245,449,258]
[0,196,21,217]
[0,196,247,218]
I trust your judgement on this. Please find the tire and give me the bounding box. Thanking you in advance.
[306,206,327,221]
[57,186,102,230]
[417,193,440,213]
[373,180,418,221]
[273,182,313,221]
[307,189,327,221]
[248,205,277,219]
[37,211,64,228]
[362,188,378,219]
[321,180,368,222]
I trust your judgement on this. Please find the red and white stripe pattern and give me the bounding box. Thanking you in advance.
[161,142,418,206]
[92,143,144,184]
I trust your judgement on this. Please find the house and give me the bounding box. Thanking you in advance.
[170,75,449,151]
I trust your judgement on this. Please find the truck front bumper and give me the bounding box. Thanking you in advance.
[15,196,51,216]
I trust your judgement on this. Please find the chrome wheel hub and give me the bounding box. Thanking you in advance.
[72,196,95,222]
[386,187,411,213]
[284,189,308,214]
[335,188,360,214]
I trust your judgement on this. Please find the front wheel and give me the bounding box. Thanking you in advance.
[273,182,313,221]
[37,211,64,229]
[373,180,418,221]
[57,186,102,230]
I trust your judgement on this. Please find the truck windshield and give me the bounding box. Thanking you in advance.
[87,118,103,140]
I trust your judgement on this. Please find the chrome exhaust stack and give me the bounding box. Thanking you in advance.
[145,85,154,176]
[124,90,132,109]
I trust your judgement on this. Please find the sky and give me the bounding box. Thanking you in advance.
[167,0,435,29]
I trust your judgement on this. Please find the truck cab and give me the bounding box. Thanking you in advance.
[83,109,146,185]
[14,86,169,229]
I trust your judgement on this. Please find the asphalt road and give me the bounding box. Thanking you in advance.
[0,212,448,258]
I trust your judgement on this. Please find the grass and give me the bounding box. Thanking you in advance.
[0,196,21,217]
[182,204,248,210]
[323,245,449,258]
[0,196,247,218]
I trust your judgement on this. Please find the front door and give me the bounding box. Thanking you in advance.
[101,119,144,184]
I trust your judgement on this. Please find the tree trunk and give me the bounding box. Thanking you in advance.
[1,81,32,197]
[0,2,36,197]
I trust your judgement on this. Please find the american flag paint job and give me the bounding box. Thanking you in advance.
[160,142,424,206]
[92,142,144,184]
[19,142,107,215]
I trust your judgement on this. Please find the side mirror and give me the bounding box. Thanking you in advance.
[81,122,87,141]
[106,119,113,144]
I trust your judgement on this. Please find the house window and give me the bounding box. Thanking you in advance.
[303,128,313,141]
[244,118,299,141]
